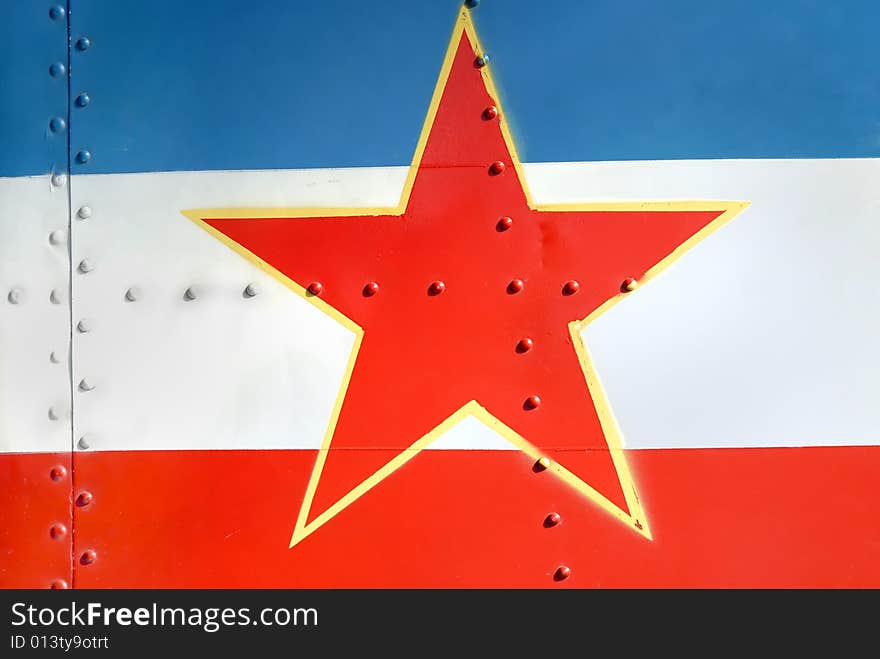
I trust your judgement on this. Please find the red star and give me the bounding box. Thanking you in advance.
[186,10,746,547]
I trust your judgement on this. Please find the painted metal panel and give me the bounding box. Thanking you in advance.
[2,0,879,588]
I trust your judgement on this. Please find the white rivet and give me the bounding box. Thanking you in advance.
[77,206,92,219]
[77,318,92,333]
[244,283,259,298]
[48,406,62,420]
[77,434,92,450]
[51,173,67,187]
[78,378,95,392]
[125,287,140,302]
[184,286,199,301]
[78,259,94,273]
[7,288,23,304]
[49,351,62,364]
[49,229,67,245]
[49,289,63,304]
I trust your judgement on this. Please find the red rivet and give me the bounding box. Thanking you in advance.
[428,280,446,296]
[562,280,580,296]
[622,277,638,292]
[306,281,323,296]
[507,278,524,294]
[554,565,571,581]
[523,394,541,410]
[50,579,69,590]
[76,491,93,507]
[489,160,506,176]
[544,512,562,527]
[516,337,534,353]
[534,457,551,471]
[482,105,498,120]
[49,523,67,539]
[80,549,97,565]
[496,216,513,231]
[363,281,379,297]
[49,465,67,481]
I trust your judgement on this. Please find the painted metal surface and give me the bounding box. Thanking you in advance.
[2,1,880,588]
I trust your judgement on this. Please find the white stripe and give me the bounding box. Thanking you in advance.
[0,177,71,453]
[1,160,877,453]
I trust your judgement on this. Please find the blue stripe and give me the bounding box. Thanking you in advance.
[2,0,879,177]
[0,3,69,177]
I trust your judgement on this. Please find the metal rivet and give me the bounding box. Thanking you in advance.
[125,287,140,302]
[50,289,63,304]
[51,173,66,187]
[75,36,91,51]
[48,406,63,420]
[524,395,542,410]
[76,491,93,507]
[496,216,513,231]
[78,378,95,392]
[465,0,479,7]
[622,277,638,292]
[482,105,498,120]
[48,117,66,133]
[7,288,23,304]
[75,92,90,107]
[50,523,67,540]
[489,160,506,175]
[516,337,534,353]
[244,283,259,298]
[507,279,524,294]
[75,150,91,164]
[78,259,94,273]
[307,281,323,296]
[562,280,580,296]
[49,62,66,78]
[363,281,379,297]
[49,351,62,363]
[474,54,490,68]
[77,434,92,450]
[77,318,92,333]
[554,565,571,581]
[49,465,67,481]
[80,550,97,566]
[535,457,551,471]
[50,580,69,590]
[49,229,66,245]
[48,5,66,20]
[544,512,562,527]
[184,286,199,301]
[77,205,92,219]
[428,280,446,296]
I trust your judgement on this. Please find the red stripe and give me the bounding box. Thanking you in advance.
[3,447,878,587]
[0,452,72,589]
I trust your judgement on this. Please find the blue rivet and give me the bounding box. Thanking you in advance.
[49,5,66,20]
[75,36,91,52]
[465,0,479,7]
[75,150,91,164]
[49,62,66,78]
[48,117,66,133]
[75,93,90,108]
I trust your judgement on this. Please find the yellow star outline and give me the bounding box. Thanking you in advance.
[182,8,749,548]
